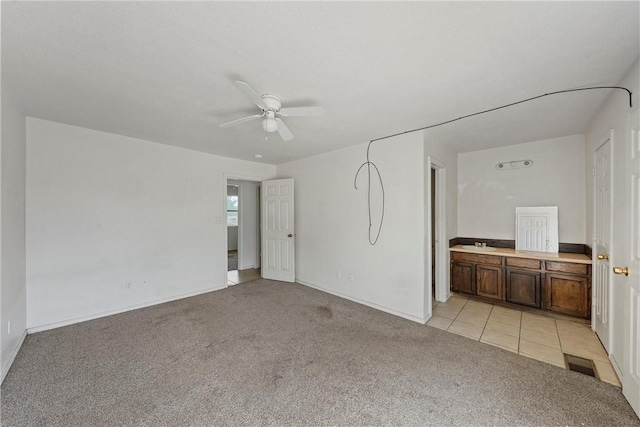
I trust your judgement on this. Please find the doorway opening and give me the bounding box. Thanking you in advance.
[226,179,261,286]
[431,167,437,308]
[227,184,239,271]
[426,156,448,317]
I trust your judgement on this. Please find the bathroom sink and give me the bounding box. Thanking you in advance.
[461,245,497,252]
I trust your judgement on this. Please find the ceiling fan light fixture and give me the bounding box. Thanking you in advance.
[220,80,325,141]
[262,117,278,133]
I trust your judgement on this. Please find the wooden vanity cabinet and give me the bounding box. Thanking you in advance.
[545,262,591,319]
[450,249,591,319]
[476,265,503,300]
[451,252,503,300]
[451,260,475,295]
[504,257,542,308]
[505,268,542,308]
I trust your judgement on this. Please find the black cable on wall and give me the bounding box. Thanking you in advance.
[354,86,633,245]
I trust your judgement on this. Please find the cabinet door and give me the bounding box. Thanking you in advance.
[451,262,475,295]
[476,264,503,300]
[545,273,590,318]
[506,269,541,308]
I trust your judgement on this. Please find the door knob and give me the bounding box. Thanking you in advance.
[597,254,609,260]
[613,266,629,276]
[288,233,293,238]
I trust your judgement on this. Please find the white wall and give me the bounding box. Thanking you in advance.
[425,134,458,240]
[458,134,586,243]
[277,132,427,322]
[26,118,275,330]
[1,81,27,381]
[585,58,639,372]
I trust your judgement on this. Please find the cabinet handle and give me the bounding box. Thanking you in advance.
[597,254,609,260]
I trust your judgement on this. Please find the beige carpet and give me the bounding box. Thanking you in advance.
[2,280,638,426]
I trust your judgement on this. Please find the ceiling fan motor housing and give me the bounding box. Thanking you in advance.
[260,95,282,112]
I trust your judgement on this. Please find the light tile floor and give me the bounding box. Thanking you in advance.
[427,293,621,387]
[228,268,261,286]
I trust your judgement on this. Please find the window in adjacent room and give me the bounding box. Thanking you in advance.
[227,186,239,226]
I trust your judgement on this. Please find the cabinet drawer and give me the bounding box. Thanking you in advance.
[506,257,541,270]
[546,261,588,275]
[452,252,502,266]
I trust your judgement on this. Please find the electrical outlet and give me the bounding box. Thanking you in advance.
[125,282,133,290]
[7,320,11,335]
[336,271,342,280]
[348,273,354,282]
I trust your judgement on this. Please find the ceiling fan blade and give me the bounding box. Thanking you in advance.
[219,114,263,128]
[234,81,267,110]
[275,118,294,141]
[279,106,324,117]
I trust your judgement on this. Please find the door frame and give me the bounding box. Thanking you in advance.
[592,130,614,353]
[222,173,264,287]
[426,156,448,317]
[226,181,241,270]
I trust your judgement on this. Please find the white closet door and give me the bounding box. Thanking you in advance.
[261,179,295,282]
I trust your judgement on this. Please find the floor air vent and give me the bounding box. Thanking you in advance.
[564,354,597,378]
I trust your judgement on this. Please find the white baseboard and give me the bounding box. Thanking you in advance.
[610,353,623,382]
[27,285,228,334]
[297,280,428,324]
[1,329,27,384]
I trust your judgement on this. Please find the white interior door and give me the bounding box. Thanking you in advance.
[515,207,559,253]
[517,215,548,251]
[622,108,640,416]
[594,136,612,352]
[261,178,295,282]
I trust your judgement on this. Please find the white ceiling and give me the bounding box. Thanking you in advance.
[2,2,639,164]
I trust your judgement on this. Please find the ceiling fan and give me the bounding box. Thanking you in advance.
[220,81,324,141]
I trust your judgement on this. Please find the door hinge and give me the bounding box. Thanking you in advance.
[593,167,597,177]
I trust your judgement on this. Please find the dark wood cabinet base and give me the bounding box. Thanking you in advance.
[545,273,590,318]
[506,268,541,308]
[477,265,503,300]
[451,261,475,295]
[451,250,591,319]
